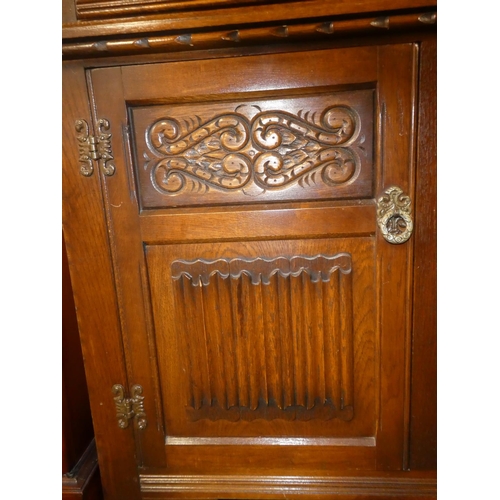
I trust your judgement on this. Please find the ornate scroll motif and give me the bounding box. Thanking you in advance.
[75,119,94,177]
[377,186,413,244]
[112,384,133,429]
[74,118,115,176]
[95,119,116,176]
[145,106,359,196]
[171,253,354,422]
[112,384,148,429]
[251,108,358,188]
[148,114,251,194]
[130,384,147,430]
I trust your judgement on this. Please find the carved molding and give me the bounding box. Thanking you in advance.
[139,473,437,496]
[171,253,354,421]
[63,11,437,58]
[146,106,360,196]
[172,254,352,286]
[186,398,353,422]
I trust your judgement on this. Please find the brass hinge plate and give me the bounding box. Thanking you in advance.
[75,118,116,177]
[112,384,147,430]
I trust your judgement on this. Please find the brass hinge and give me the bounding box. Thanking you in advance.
[112,384,147,430]
[75,118,116,177]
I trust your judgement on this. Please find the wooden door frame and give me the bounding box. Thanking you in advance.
[63,62,142,498]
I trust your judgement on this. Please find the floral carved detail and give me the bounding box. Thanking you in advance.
[148,114,251,194]
[252,107,358,189]
[144,106,360,195]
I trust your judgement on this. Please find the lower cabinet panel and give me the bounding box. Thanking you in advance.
[145,237,379,472]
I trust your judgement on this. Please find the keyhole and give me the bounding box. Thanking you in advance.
[386,215,407,235]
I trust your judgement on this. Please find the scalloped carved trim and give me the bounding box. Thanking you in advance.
[171,254,352,286]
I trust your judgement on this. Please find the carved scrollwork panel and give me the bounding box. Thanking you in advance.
[132,91,374,207]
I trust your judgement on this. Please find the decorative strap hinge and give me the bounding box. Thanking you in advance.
[112,384,147,430]
[75,118,116,177]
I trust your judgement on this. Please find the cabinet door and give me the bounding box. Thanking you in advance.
[89,43,417,494]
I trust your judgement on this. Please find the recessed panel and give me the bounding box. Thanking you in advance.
[172,254,354,422]
[146,237,376,441]
[131,90,374,208]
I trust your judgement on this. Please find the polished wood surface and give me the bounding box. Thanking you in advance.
[63,62,141,498]
[62,1,436,498]
[409,37,437,470]
[62,0,436,38]
[63,233,103,499]
[63,233,94,474]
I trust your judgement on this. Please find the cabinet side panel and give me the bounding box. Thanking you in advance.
[409,38,437,470]
[62,231,94,474]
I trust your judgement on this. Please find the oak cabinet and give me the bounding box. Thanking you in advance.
[63,1,436,498]
[62,233,103,500]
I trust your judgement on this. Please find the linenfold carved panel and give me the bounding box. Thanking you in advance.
[131,90,373,207]
[171,254,354,421]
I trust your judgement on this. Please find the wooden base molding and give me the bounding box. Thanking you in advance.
[62,440,102,500]
[140,472,437,498]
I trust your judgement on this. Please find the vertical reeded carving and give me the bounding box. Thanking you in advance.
[171,254,354,421]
